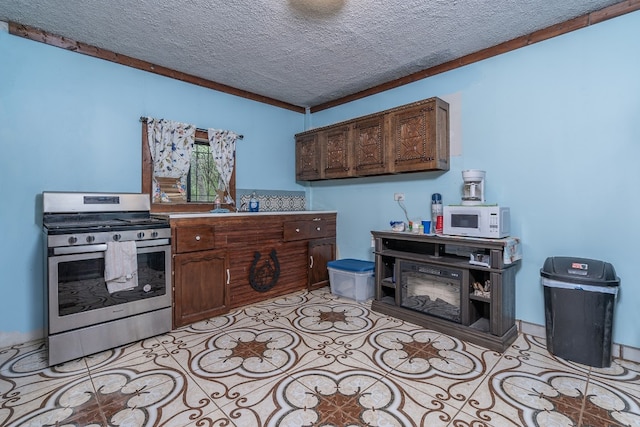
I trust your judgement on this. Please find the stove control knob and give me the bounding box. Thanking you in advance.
[86,235,95,243]
[68,236,78,245]
[113,234,122,241]
[137,231,145,239]
[151,231,159,238]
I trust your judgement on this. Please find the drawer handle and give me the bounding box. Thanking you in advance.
[313,217,321,221]
[316,227,321,231]
[296,228,300,233]
[195,235,201,241]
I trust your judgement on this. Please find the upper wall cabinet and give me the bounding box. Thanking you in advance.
[390,98,450,173]
[295,132,322,181]
[323,125,353,179]
[295,97,449,181]
[353,115,388,176]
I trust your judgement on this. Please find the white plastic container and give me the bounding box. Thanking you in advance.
[327,259,375,302]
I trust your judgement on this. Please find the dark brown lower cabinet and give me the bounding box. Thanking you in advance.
[173,249,228,328]
[170,213,336,328]
[308,238,336,290]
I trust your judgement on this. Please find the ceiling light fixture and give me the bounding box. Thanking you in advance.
[288,0,346,16]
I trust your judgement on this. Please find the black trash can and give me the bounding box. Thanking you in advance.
[540,256,620,368]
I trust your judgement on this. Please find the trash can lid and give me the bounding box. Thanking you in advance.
[327,259,375,272]
[540,256,619,286]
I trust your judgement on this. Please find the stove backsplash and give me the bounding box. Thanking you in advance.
[237,189,306,212]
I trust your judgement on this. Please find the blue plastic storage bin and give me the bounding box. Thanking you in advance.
[327,259,375,302]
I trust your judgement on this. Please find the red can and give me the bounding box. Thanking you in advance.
[435,215,444,234]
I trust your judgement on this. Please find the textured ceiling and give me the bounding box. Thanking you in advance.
[0,0,621,108]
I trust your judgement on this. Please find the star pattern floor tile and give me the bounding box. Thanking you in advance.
[1,287,639,426]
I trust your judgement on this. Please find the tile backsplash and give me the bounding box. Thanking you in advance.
[237,189,306,212]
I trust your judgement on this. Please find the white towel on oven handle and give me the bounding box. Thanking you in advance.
[104,241,138,293]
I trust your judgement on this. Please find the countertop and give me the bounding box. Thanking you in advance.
[164,210,337,219]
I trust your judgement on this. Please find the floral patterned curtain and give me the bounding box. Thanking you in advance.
[208,128,239,206]
[146,118,196,203]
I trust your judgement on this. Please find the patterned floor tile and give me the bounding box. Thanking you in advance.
[0,341,93,426]
[176,326,291,414]
[467,359,601,427]
[263,367,461,426]
[1,374,106,427]
[82,337,166,372]
[92,370,217,427]
[267,297,411,359]
[0,340,50,374]
[190,369,286,426]
[448,409,497,426]
[3,286,640,426]
[1,350,88,402]
[460,374,532,427]
[246,288,327,319]
[580,379,640,427]
[500,334,592,388]
[157,315,234,350]
[89,349,221,427]
[169,309,332,375]
[380,331,499,410]
[590,358,640,397]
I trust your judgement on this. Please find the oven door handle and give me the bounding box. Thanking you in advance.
[52,239,171,255]
[53,244,108,255]
[136,239,170,248]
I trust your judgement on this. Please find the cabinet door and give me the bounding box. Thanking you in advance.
[390,100,449,172]
[323,125,353,179]
[296,133,322,181]
[173,249,229,328]
[308,238,336,290]
[353,116,388,176]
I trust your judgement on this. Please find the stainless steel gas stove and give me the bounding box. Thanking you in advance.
[42,192,172,366]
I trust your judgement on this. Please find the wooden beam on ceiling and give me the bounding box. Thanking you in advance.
[310,0,640,112]
[8,21,306,114]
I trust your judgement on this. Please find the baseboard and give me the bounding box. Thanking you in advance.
[0,329,44,349]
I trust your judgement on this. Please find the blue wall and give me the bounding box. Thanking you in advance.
[0,29,304,346]
[2,10,639,350]
[307,11,640,348]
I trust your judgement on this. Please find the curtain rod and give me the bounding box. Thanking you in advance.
[139,117,243,139]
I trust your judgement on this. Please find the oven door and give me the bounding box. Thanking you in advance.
[47,243,171,334]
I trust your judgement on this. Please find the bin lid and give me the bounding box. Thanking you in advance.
[540,256,619,286]
[327,259,375,272]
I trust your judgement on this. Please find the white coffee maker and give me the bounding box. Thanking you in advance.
[461,169,486,205]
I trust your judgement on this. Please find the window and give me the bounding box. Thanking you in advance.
[187,139,221,203]
[142,127,236,213]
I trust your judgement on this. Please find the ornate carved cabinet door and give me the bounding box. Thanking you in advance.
[390,98,449,173]
[296,133,322,181]
[353,115,388,176]
[322,125,353,179]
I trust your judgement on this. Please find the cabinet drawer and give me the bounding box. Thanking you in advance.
[284,219,335,241]
[175,226,215,253]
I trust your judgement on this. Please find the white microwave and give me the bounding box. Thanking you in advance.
[443,205,510,238]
